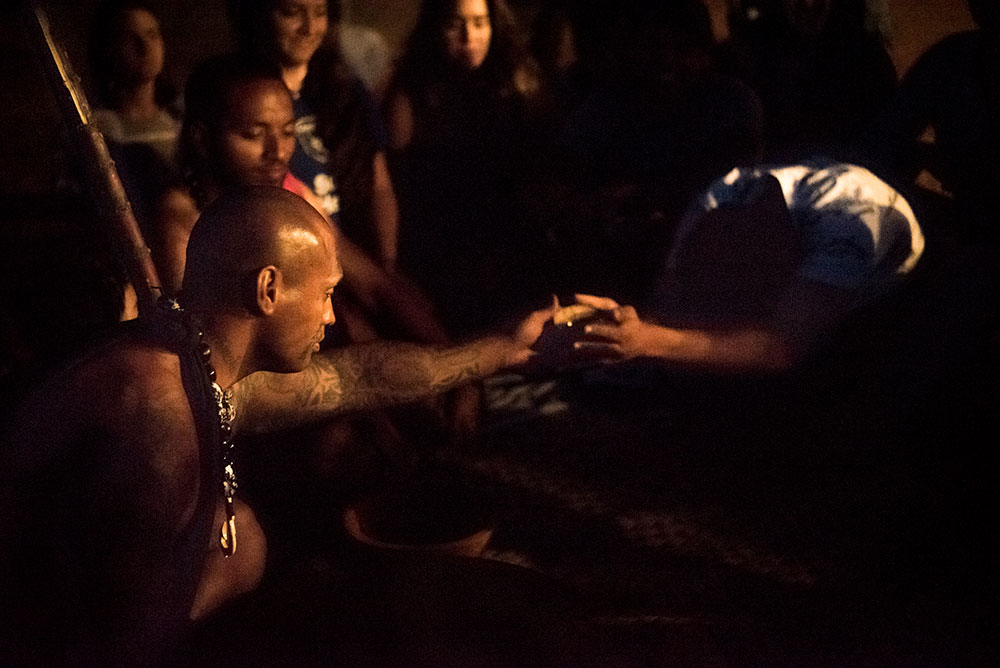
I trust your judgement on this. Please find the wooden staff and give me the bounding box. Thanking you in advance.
[23,2,164,314]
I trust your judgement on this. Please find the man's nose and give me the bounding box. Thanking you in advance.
[263,134,289,161]
[262,134,278,161]
[128,36,147,57]
[276,137,292,163]
[300,14,320,35]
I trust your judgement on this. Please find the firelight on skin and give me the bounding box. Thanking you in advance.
[216,79,296,188]
[271,0,329,68]
[443,0,493,70]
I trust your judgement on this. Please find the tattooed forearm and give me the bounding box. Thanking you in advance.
[232,337,516,434]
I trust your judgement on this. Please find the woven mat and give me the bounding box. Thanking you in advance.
[431,375,992,667]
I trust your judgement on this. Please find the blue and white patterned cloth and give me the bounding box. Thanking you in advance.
[667,159,924,293]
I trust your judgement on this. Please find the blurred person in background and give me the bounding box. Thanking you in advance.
[720,0,896,162]
[861,0,1000,246]
[228,0,402,270]
[384,0,550,338]
[88,0,182,227]
[543,1,763,304]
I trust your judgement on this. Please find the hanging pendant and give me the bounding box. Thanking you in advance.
[209,368,238,559]
[220,495,237,557]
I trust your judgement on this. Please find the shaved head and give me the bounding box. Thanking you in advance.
[182,186,340,312]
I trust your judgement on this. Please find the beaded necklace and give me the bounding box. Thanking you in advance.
[200,336,239,558]
[162,299,239,558]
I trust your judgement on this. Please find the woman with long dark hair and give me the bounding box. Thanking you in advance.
[384,0,548,337]
[88,0,179,161]
[88,0,181,224]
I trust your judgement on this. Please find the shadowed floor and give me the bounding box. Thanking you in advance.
[201,222,998,667]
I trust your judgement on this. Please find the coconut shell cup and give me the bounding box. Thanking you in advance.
[531,304,617,370]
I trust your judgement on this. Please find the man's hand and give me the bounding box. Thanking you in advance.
[572,293,669,361]
[572,293,804,372]
[507,302,558,366]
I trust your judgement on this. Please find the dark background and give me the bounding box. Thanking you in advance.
[0,0,976,198]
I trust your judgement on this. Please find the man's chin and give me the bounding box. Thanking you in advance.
[299,345,321,367]
[298,351,316,370]
[244,171,287,188]
[269,354,315,375]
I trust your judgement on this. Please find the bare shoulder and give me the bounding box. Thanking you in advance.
[13,342,186,437]
[97,342,203,523]
[8,340,201,529]
[384,89,415,150]
[75,341,188,415]
[156,185,199,227]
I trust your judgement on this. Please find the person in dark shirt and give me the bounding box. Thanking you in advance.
[720,0,896,162]
[862,0,1000,245]
[384,0,549,337]
[548,1,764,303]
[227,0,402,269]
[87,0,181,229]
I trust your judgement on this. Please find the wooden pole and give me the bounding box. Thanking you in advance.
[22,2,165,315]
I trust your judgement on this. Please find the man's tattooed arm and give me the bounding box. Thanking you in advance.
[231,308,550,434]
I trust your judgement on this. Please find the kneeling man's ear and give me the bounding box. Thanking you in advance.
[254,266,281,315]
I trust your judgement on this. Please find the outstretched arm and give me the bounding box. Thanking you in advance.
[231,307,551,434]
[574,295,794,373]
[574,281,854,374]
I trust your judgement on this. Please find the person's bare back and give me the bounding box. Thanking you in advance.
[1,186,549,667]
[1,329,266,666]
